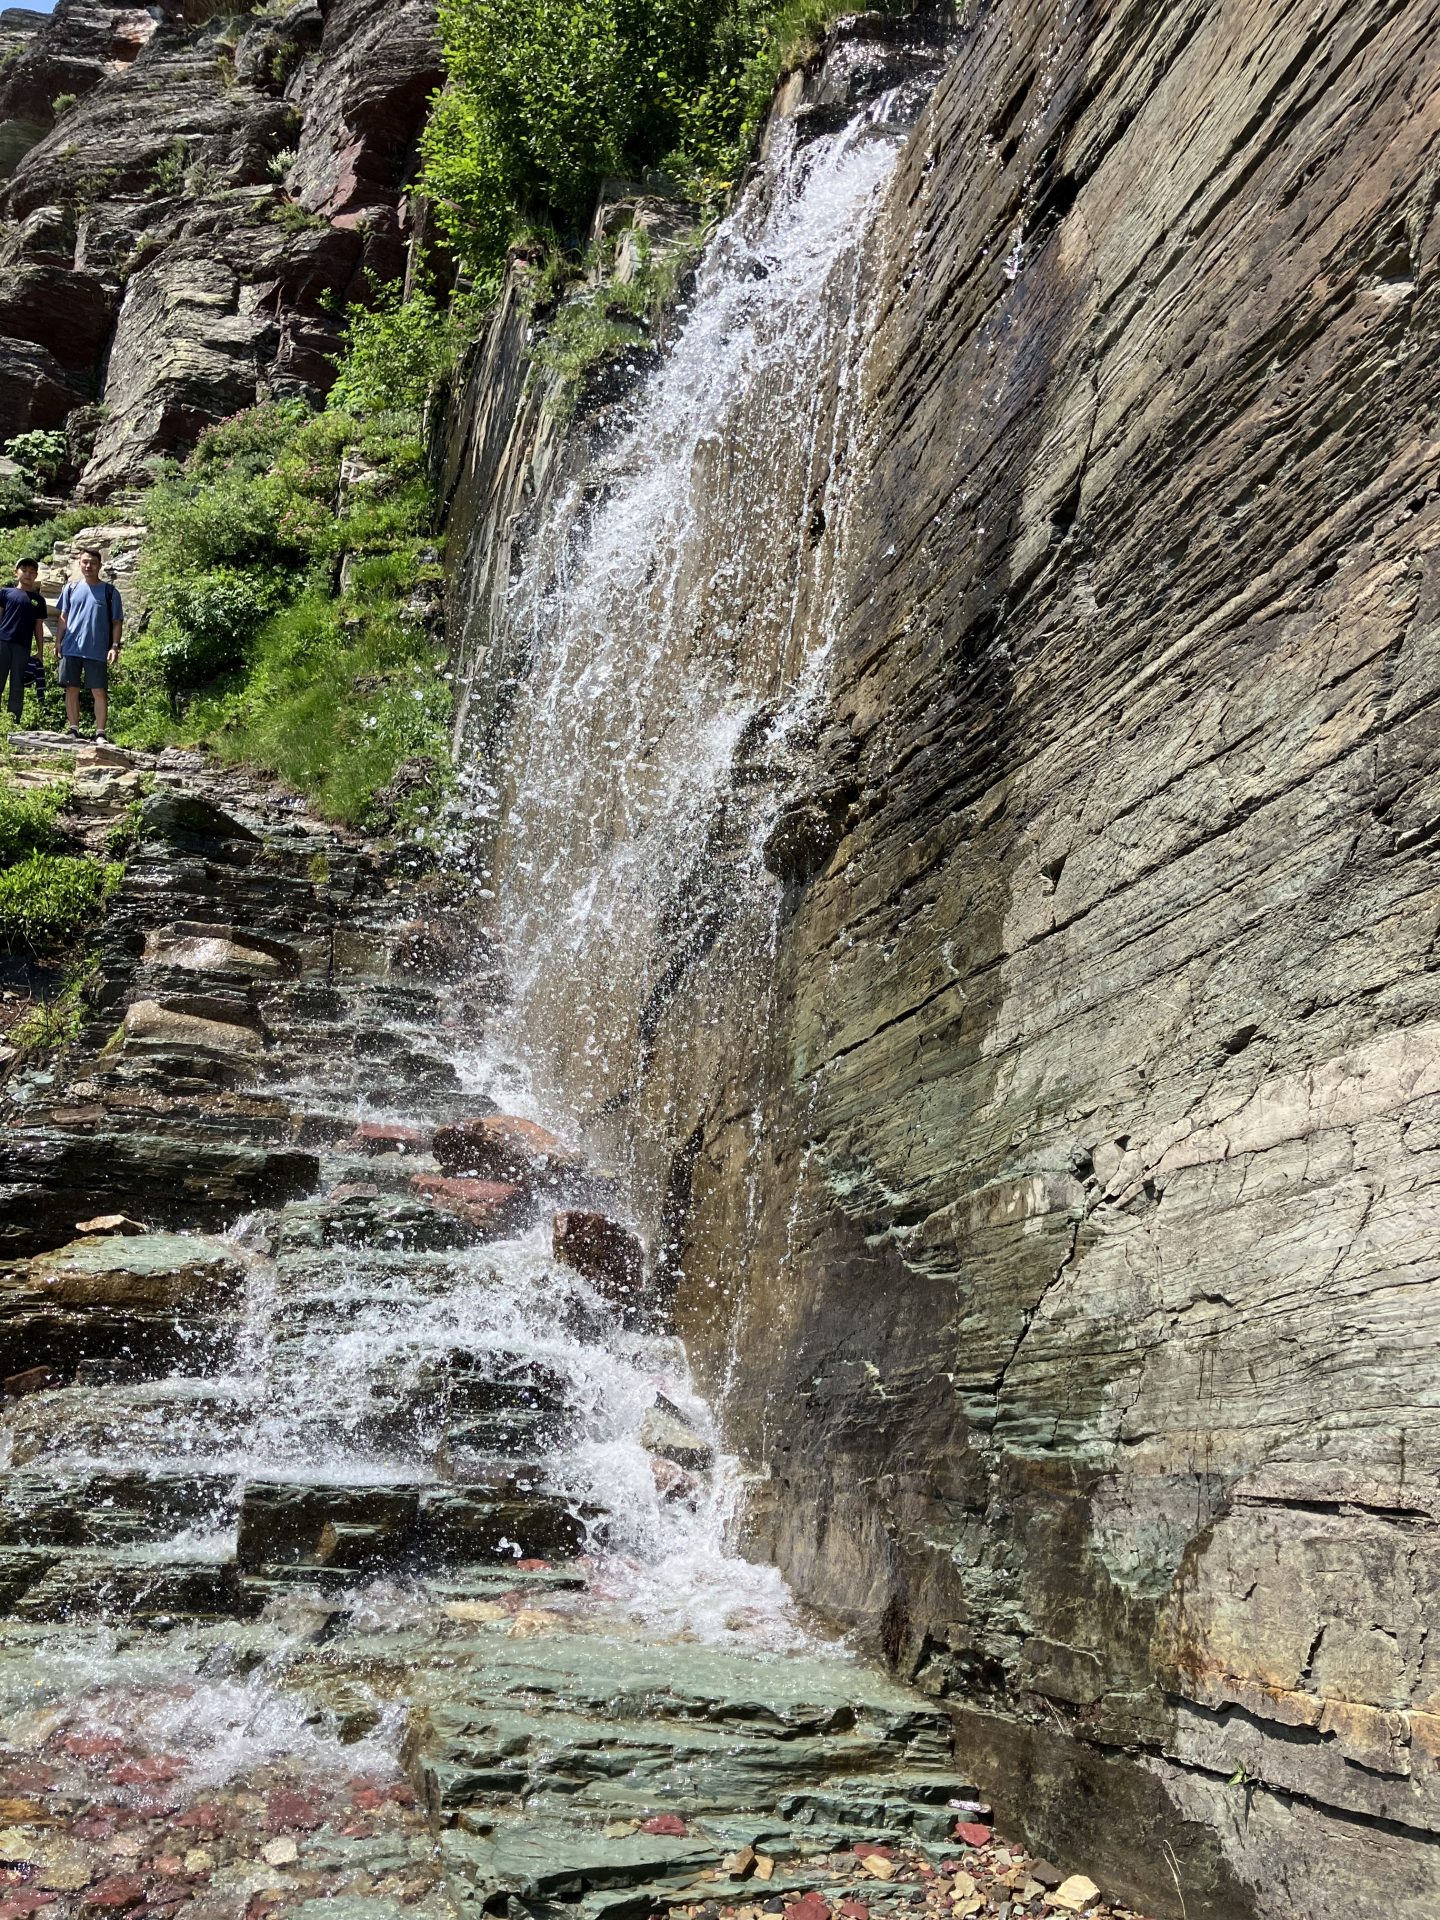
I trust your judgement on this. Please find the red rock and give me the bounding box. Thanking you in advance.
[350,1787,383,1810]
[4,1367,59,1398]
[108,1756,183,1786]
[384,1784,415,1806]
[170,1805,221,1831]
[432,1115,585,1191]
[338,1822,374,1839]
[952,1822,991,1847]
[0,1897,57,1919]
[551,1211,646,1314]
[82,1877,146,1911]
[838,1903,870,1920]
[69,1814,116,1841]
[345,1123,432,1157]
[64,1735,126,1762]
[786,1896,830,1920]
[263,1789,322,1834]
[328,1182,379,1202]
[851,1844,893,1861]
[639,1813,687,1836]
[516,1558,551,1572]
[408,1174,531,1237]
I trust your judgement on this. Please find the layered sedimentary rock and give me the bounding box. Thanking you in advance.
[0,0,440,490]
[444,3,1440,1916]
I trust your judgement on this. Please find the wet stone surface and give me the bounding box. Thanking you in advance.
[0,739,1137,1920]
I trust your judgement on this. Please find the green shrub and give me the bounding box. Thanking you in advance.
[4,429,67,487]
[148,564,291,687]
[0,854,118,952]
[0,781,68,867]
[328,284,476,414]
[112,402,451,829]
[0,505,92,579]
[419,0,882,281]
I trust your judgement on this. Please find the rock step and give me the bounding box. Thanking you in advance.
[425,1698,966,1820]
[0,1544,244,1622]
[0,1126,318,1259]
[236,1475,586,1575]
[0,1465,235,1547]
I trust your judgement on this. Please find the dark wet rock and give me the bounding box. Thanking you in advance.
[236,1477,583,1574]
[551,1212,646,1320]
[0,1126,318,1260]
[433,1115,586,1192]
[139,790,260,847]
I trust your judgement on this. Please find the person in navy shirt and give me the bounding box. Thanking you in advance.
[56,546,123,745]
[0,558,47,728]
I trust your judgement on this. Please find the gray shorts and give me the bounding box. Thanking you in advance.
[58,654,108,691]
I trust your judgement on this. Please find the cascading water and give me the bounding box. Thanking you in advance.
[461,82,932,1148]
[0,43,944,1848]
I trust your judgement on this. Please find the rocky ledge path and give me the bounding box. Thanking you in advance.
[0,739,1143,1920]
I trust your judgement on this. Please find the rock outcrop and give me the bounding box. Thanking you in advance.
[0,0,440,490]
[440,4,1440,1916]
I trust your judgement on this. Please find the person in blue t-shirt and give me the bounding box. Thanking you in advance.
[56,546,123,745]
[0,558,47,727]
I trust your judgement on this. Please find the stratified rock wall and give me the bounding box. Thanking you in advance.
[446,3,1440,1916]
[0,0,439,491]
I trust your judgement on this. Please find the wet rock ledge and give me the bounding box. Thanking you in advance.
[0,738,1143,1920]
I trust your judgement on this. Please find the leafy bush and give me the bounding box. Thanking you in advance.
[0,781,68,868]
[328,284,477,415]
[420,0,882,281]
[0,853,118,952]
[147,564,291,687]
[4,429,68,487]
[112,404,451,830]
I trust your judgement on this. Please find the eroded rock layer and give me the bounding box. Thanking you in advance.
[442,4,1440,1916]
[0,0,440,491]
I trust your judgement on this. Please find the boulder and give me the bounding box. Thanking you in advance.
[639,1397,714,1473]
[139,790,259,845]
[7,1231,251,1311]
[408,1174,532,1239]
[347,1121,432,1156]
[122,999,262,1059]
[142,923,299,979]
[433,1115,586,1192]
[552,1211,646,1319]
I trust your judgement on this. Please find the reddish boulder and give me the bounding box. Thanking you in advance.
[346,1122,431,1157]
[552,1211,646,1317]
[433,1116,585,1192]
[409,1174,531,1238]
[4,1366,58,1398]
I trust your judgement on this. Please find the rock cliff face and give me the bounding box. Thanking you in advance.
[0,0,440,493]
[442,3,1440,1916]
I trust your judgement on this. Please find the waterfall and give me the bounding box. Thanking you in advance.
[460,82,929,1152]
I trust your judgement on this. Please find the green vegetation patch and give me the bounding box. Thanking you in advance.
[420,0,901,286]
[0,853,119,953]
[0,780,68,866]
[111,402,451,832]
